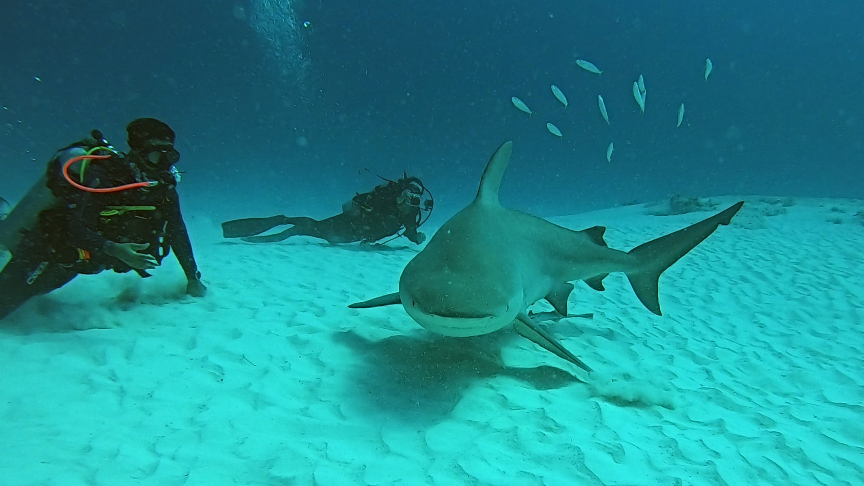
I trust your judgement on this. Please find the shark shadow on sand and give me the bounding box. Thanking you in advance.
[333,329,582,422]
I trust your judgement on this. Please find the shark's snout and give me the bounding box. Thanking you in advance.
[398,270,521,337]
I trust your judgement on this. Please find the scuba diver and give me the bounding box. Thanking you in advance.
[222,175,433,245]
[0,118,206,320]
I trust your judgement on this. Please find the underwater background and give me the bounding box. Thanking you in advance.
[1,0,862,221]
[2,2,864,485]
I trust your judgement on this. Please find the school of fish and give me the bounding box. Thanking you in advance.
[510,57,715,160]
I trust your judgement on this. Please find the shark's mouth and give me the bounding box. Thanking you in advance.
[426,311,496,319]
[408,299,501,320]
[405,293,513,322]
[404,297,516,337]
[411,311,507,337]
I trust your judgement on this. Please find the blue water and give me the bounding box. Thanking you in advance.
[1,0,862,220]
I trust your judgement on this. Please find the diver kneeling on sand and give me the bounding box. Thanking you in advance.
[222,175,433,246]
[0,118,206,320]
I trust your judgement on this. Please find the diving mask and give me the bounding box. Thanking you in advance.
[399,187,422,207]
[143,144,180,168]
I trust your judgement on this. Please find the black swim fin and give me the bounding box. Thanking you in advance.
[222,216,287,238]
[240,229,295,243]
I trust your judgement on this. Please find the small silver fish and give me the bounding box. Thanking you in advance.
[575,59,603,74]
[598,95,610,125]
[632,82,645,113]
[546,122,563,137]
[511,96,533,115]
[551,85,568,108]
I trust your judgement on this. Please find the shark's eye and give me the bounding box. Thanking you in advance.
[412,300,416,307]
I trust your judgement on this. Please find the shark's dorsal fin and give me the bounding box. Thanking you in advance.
[581,226,608,247]
[476,141,513,206]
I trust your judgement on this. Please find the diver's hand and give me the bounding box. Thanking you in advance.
[105,242,158,270]
[186,278,207,297]
[415,232,427,244]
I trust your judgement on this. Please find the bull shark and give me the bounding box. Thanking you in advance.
[349,141,743,373]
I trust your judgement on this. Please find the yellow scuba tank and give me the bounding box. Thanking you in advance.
[1,127,123,260]
[0,174,58,257]
[0,143,94,258]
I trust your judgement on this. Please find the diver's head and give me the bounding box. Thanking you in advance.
[127,118,180,170]
[396,177,424,210]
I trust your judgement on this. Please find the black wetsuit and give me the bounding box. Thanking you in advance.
[0,152,200,320]
[243,181,423,244]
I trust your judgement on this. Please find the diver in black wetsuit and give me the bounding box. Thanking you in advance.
[0,118,206,320]
[222,176,432,245]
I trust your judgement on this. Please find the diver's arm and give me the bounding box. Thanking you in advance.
[164,190,202,282]
[403,225,420,243]
[400,210,425,244]
[404,227,426,244]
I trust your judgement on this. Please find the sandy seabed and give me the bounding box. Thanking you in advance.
[0,196,862,486]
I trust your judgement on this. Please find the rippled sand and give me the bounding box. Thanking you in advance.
[1,196,861,485]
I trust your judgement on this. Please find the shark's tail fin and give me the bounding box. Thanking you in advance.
[626,201,744,315]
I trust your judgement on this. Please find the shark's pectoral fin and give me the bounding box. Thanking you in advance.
[514,313,593,373]
[627,201,744,315]
[545,282,574,315]
[584,273,608,292]
[348,292,402,309]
